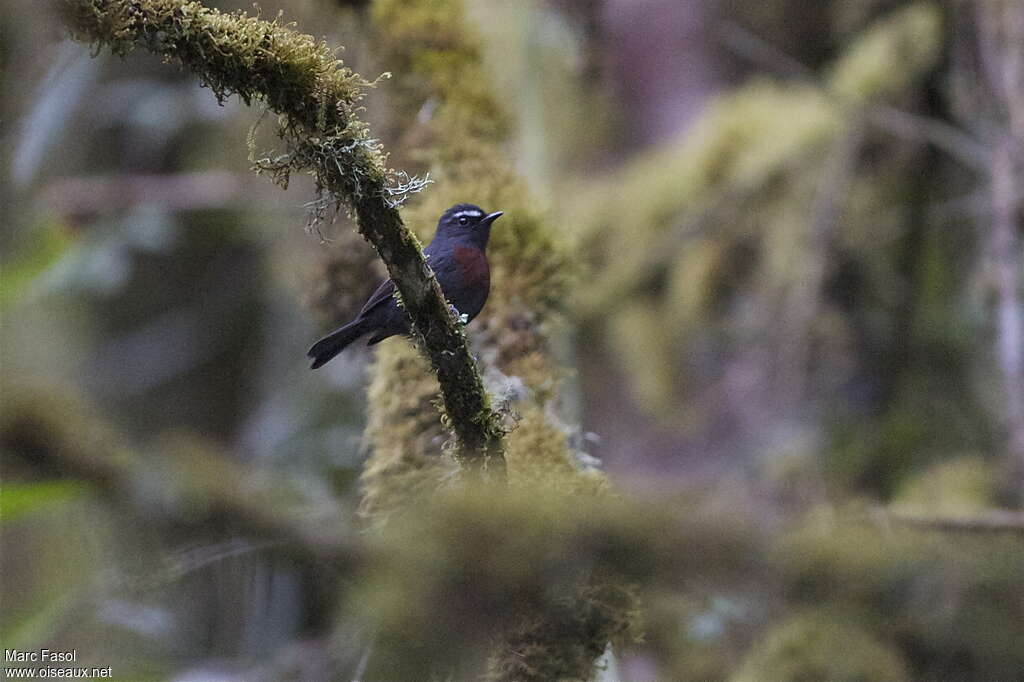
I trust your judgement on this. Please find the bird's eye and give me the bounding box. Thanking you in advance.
[459,217,469,226]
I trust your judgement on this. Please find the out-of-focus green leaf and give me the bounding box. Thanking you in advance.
[0,222,73,306]
[0,480,88,523]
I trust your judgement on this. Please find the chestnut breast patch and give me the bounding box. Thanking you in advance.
[454,244,490,284]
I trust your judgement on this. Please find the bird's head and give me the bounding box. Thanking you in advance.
[435,203,503,247]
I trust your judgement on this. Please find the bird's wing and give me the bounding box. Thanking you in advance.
[358,278,397,317]
[357,247,451,317]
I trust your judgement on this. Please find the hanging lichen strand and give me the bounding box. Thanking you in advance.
[61,0,504,464]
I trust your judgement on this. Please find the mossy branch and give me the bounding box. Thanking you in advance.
[60,0,504,465]
[1,391,362,564]
[872,507,1024,533]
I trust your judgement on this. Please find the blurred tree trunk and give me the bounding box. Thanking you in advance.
[967,0,1024,499]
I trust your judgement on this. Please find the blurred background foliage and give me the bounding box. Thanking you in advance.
[2,0,1023,680]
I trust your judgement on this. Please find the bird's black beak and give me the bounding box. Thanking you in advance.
[483,211,504,225]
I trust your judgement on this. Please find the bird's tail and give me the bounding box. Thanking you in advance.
[308,319,368,369]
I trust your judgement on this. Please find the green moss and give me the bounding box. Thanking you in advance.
[731,611,910,682]
[64,6,502,447]
[64,0,386,207]
[360,341,457,519]
[899,536,1024,679]
[361,0,577,511]
[372,0,511,144]
[606,300,687,419]
[569,4,946,422]
[356,2,636,678]
[0,388,137,481]
[0,388,349,562]
[485,580,640,682]
[504,405,608,497]
[892,456,997,514]
[768,504,1024,680]
[665,238,734,329]
[358,335,632,678]
[352,484,650,680]
[571,80,839,252]
[65,5,501,454]
[828,2,943,101]
[774,507,930,607]
[372,0,574,328]
[566,82,842,419]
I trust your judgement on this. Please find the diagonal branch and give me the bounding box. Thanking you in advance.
[720,21,991,170]
[60,0,504,465]
[1,391,363,564]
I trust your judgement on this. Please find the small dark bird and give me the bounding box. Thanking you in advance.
[308,203,503,369]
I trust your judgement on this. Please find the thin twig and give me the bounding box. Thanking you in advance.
[352,636,375,682]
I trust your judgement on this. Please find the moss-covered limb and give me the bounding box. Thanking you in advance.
[349,193,505,462]
[722,4,988,170]
[352,483,758,681]
[355,488,1020,681]
[484,582,640,682]
[566,3,962,423]
[361,2,632,678]
[768,502,1024,681]
[62,0,364,133]
[1,389,362,565]
[360,342,457,518]
[362,0,575,502]
[731,611,912,682]
[61,0,504,465]
[575,3,951,320]
[360,0,577,512]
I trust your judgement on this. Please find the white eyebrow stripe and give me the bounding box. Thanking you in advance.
[453,209,483,219]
